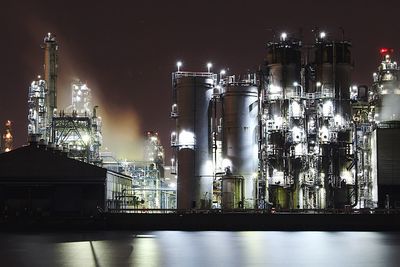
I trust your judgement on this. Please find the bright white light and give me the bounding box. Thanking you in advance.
[334,114,344,126]
[274,115,283,128]
[319,126,329,141]
[322,100,333,117]
[293,82,299,87]
[220,69,226,75]
[222,158,232,170]
[341,170,354,184]
[207,62,212,72]
[179,130,195,147]
[177,61,182,71]
[82,134,90,144]
[291,101,301,117]
[280,32,287,41]
[316,81,322,87]
[292,126,302,142]
[272,169,284,184]
[320,31,326,39]
[169,182,176,189]
[269,84,282,94]
[202,160,213,173]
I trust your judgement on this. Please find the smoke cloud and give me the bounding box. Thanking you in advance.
[380,95,400,122]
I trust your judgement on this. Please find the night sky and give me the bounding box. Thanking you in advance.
[2,0,400,160]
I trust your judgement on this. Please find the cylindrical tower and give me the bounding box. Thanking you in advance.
[221,74,259,208]
[370,49,400,123]
[42,32,58,140]
[369,49,400,208]
[172,72,216,209]
[314,35,354,208]
[27,77,47,140]
[262,34,303,209]
[314,37,352,116]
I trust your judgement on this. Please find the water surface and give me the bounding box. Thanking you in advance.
[0,231,399,266]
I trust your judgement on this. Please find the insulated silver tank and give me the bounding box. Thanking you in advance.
[221,75,258,208]
[172,72,216,209]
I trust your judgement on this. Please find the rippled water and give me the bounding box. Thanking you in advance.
[1,231,399,267]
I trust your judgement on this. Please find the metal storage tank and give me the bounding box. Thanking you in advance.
[172,72,216,209]
[221,75,259,208]
[221,175,243,209]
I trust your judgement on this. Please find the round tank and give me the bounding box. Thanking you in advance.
[173,73,215,209]
[373,65,400,122]
[221,175,243,209]
[222,80,258,208]
[314,41,352,116]
[266,40,302,99]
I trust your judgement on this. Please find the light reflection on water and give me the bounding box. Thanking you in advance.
[0,231,399,266]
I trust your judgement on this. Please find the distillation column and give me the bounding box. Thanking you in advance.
[261,34,304,209]
[171,72,216,209]
[42,32,58,141]
[313,34,354,208]
[220,74,259,209]
[28,77,48,140]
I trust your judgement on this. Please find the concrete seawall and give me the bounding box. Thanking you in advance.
[104,213,400,231]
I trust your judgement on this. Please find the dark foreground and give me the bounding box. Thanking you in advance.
[1,210,400,231]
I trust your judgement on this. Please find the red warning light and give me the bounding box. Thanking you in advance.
[380,48,394,54]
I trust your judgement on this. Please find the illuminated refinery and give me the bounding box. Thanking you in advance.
[0,30,399,215]
[171,31,400,210]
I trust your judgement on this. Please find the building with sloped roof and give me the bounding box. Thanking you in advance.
[0,141,131,217]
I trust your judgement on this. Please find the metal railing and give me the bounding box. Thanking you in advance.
[106,208,400,215]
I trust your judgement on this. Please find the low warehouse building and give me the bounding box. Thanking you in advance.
[0,142,131,217]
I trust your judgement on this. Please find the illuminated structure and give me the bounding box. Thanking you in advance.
[171,32,400,210]
[2,120,13,152]
[28,77,48,140]
[27,33,58,143]
[52,80,102,164]
[220,74,259,209]
[100,132,175,209]
[365,48,400,208]
[144,131,165,165]
[259,32,356,209]
[171,71,216,209]
[43,32,58,141]
[27,34,102,165]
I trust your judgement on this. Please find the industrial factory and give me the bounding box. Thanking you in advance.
[0,33,174,215]
[0,30,399,217]
[171,31,400,211]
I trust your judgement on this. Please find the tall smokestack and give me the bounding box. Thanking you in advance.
[42,32,58,140]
